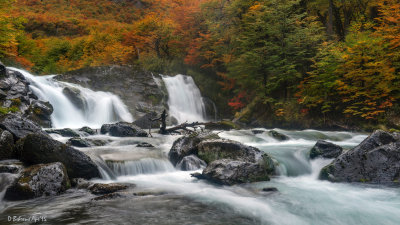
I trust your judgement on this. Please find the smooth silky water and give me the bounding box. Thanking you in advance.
[1,70,400,224]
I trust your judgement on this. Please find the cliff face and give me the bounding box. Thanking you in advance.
[57,66,167,119]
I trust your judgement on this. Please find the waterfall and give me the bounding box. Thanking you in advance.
[162,75,207,123]
[9,68,133,128]
[106,159,175,177]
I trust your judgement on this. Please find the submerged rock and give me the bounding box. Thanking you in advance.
[0,160,22,174]
[17,133,100,179]
[67,137,92,147]
[0,114,48,140]
[320,130,400,184]
[79,126,96,135]
[268,130,289,141]
[262,187,278,192]
[92,193,123,201]
[0,129,15,160]
[101,122,148,137]
[168,132,220,166]
[176,155,206,171]
[89,183,129,195]
[251,129,265,134]
[46,128,80,137]
[136,142,154,148]
[202,159,273,185]
[309,140,343,159]
[4,162,70,201]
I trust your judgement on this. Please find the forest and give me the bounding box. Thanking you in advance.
[0,0,399,130]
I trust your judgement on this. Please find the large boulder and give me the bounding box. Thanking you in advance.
[168,132,220,166]
[320,130,400,184]
[0,129,14,160]
[62,86,87,110]
[202,159,274,185]
[176,155,206,171]
[4,162,70,201]
[79,126,96,135]
[25,100,53,127]
[309,140,343,159]
[46,128,80,137]
[17,133,100,179]
[88,183,129,195]
[197,139,265,164]
[0,114,48,140]
[133,111,160,129]
[101,122,148,137]
[66,137,92,147]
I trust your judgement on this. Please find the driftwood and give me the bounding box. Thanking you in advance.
[165,121,209,133]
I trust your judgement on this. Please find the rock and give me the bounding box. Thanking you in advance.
[262,187,278,192]
[67,138,92,147]
[319,130,400,184]
[88,139,110,146]
[89,183,129,195]
[4,162,70,201]
[100,124,112,134]
[251,129,265,134]
[0,161,22,174]
[17,133,100,179]
[309,140,343,159]
[190,172,205,180]
[205,121,240,130]
[168,132,220,166]
[268,130,289,141]
[62,86,87,110]
[79,126,96,135]
[197,139,266,164]
[133,111,160,129]
[46,128,80,137]
[0,114,48,140]
[26,100,53,127]
[0,89,7,99]
[0,129,15,160]
[92,193,123,201]
[176,155,207,171]
[0,61,6,78]
[136,142,154,148]
[107,122,148,137]
[202,159,273,185]
[71,178,92,189]
[133,191,167,196]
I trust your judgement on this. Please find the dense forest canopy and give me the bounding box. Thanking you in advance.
[0,0,399,129]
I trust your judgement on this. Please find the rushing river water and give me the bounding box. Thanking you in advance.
[2,128,400,225]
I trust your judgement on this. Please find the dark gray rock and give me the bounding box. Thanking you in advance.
[202,159,273,185]
[89,183,129,195]
[0,61,6,78]
[251,129,265,134]
[100,124,112,134]
[67,138,92,147]
[262,187,278,192]
[320,130,400,184]
[133,111,160,129]
[0,160,22,174]
[62,86,87,110]
[17,133,100,179]
[70,178,92,189]
[106,122,148,137]
[136,142,154,148]
[46,128,80,137]
[92,193,123,201]
[176,155,206,171]
[268,130,289,141]
[26,100,53,127]
[309,140,343,159]
[0,114,48,140]
[4,162,70,201]
[79,126,95,135]
[168,132,220,166]
[0,129,14,160]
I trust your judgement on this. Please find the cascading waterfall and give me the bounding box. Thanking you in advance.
[106,159,175,176]
[162,75,207,123]
[9,68,133,128]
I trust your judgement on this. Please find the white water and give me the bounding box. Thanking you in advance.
[8,68,133,128]
[162,75,206,123]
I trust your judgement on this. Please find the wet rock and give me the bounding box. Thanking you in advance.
[133,111,160,129]
[205,121,240,130]
[133,191,167,196]
[62,86,87,110]
[262,187,278,192]
[190,172,205,180]
[89,183,129,195]
[105,122,148,137]
[0,61,6,78]
[0,89,7,99]
[0,129,15,160]
[79,126,96,135]
[197,139,266,164]
[0,114,48,140]
[0,160,22,174]
[251,129,265,134]
[320,130,400,184]
[176,155,206,171]
[92,193,123,201]
[136,142,154,148]
[17,133,100,179]
[4,162,70,201]
[26,100,53,127]
[46,128,80,137]
[67,138,92,147]
[168,132,220,166]
[70,178,92,189]
[100,124,112,134]
[268,130,289,141]
[202,159,273,185]
[309,140,343,159]
[88,139,110,146]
